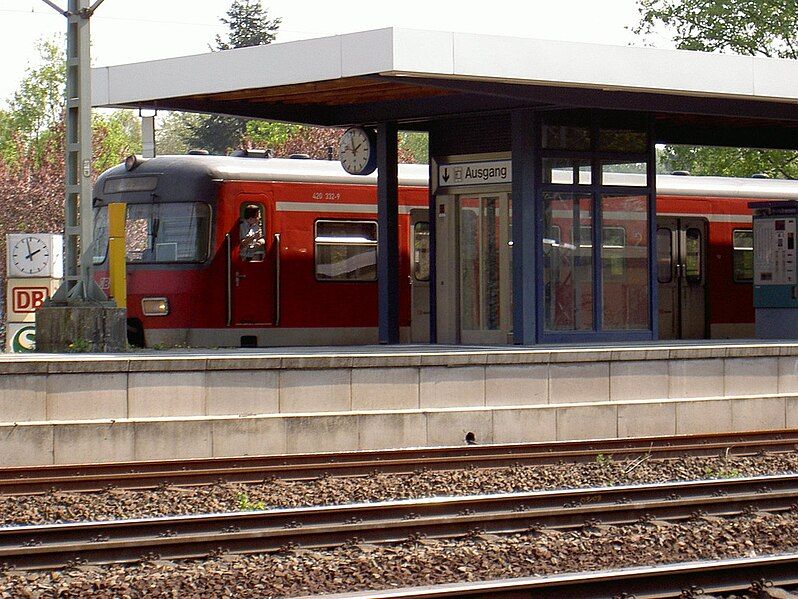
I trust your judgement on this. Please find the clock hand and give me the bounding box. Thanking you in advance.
[28,249,42,259]
[25,238,32,260]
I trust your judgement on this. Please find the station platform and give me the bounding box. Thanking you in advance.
[0,341,796,466]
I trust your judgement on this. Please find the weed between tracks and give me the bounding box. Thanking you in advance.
[2,452,798,527]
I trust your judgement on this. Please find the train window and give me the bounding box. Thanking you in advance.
[413,222,430,282]
[239,203,265,263]
[125,203,211,263]
[656,228,672,283]
[685,228,702,282]
[315,220,378,282]
[733,229,753,283]
[542,158,591,185]
[92,206,109,264]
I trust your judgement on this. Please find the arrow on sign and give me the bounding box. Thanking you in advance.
[442,168,450,182]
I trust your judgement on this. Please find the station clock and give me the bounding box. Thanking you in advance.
[7,233,63,278]
[339,127,377,176]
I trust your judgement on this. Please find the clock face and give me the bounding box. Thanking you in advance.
[11,236,50,276]
[339,127,377,175]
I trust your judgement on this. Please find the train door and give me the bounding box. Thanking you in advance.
[409,209,431,343]
[656,217,707,339]
[232,194,276,326]
[459,193,512,344]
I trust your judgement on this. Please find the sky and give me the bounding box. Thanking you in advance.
[0,0,666,105]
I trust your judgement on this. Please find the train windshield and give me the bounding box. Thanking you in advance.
[92,203,211,264]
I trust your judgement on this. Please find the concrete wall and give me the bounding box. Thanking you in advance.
[0,344,795,466]
[0,345,796,423]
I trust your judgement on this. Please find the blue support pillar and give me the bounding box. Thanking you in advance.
[511,110,538,345]
[377,122,400,344]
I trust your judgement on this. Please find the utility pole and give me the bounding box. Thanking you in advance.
[42,0,107,302]
[36,0,126,352]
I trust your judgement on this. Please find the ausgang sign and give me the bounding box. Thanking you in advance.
[438,160,512,188]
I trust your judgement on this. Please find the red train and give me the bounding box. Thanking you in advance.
[91,155,798,347]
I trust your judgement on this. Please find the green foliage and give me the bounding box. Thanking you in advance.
[66,338,92,353]
[160,0,282,154]
[703,466,741,479]
[399,132,429,164]
[236,492,266,511]
[633,0,798,59]
[214,0,281,51]
[635,0,798,177]
[659,145,798,179]
[595,453,614,465]
[0,38,66,166]
[93,110,141,173]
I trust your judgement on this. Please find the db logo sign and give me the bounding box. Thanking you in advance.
[12,287,49,313]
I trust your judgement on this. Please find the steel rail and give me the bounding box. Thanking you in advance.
[297,554,798,599]
[2,473,798,570]
[1,429,797,495]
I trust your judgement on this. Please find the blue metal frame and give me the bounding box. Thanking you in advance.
[376,122,400,344]
[511,109,537,344]
[534,112,655,344]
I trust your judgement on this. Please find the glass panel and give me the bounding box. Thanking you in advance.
[601,194,650,330]
[685,228,702,281]
[413,222,430,281]
[314,220,378,281]
[92,206,109,265]
[656,228,672,283]
[542,158,591,185]
[543,192,593,331]
[460,196,502,331]
[601,160,648,187]
[125,203,210,263]
[732,229,753,283]
[541,125,590,151]
[598,128,647,153]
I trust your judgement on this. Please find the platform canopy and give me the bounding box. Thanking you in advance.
[92,28,798,149]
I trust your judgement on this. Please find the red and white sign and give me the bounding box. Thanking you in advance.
[6,278,61,323]
[13,287,48,313]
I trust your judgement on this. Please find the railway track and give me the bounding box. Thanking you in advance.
[1,429,797,495]
[2,472,797,570]
[298,554,798,599]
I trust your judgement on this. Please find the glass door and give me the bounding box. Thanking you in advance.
[459,193,512,344]
[656,216,707,339]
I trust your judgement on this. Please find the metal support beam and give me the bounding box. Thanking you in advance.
[511,109,538,344]
[49,0,106,303]
[376,122,400,344]
[141,116,156,158]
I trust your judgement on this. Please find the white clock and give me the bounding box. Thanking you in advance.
[339,127,377,176]
[7,234,63,278]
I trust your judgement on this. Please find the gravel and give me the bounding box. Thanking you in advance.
[2,452,798,526]
[1,509,797,598]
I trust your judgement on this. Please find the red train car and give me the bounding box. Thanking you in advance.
[92,155,798,347]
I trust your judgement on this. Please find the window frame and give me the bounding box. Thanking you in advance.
[122,201,213,265]
[314,218,379,283]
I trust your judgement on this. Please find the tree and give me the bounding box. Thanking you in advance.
[0,38,66,167]
[633,0,797,58]
[169,0,281,154]
[634,0,798,178]
[214,0,280,51]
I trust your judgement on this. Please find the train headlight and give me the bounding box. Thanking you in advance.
[141,297,169,316]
